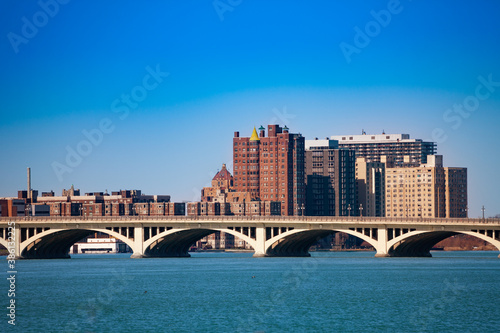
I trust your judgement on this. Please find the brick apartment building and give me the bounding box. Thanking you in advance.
[233,124,305,215]
[190,163,281,217]
[2,184,185,217]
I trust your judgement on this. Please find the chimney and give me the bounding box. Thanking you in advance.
[259,126,265,138]
[27,167,31,199]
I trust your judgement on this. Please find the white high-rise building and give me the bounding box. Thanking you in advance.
[331,133,437,167]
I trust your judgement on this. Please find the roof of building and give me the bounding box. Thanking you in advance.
[249,127,260,141]
[330,133,430,144]
[305,139,339,150]
[213,164,233,181]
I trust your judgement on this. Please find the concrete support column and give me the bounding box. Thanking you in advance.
[13,223,23,260]
[374,226,390,257]
[253,226,266,257]
[130,225,145,258]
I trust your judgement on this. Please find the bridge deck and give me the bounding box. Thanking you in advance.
[1,216,499,226]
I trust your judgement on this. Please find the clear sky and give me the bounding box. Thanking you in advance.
[1,0,499,217]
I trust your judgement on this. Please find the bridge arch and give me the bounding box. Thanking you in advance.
[0,238,8,251]
[19,228,136,259]
[143,228,256,257]
[265,228,380,257]
[387,230,500,257]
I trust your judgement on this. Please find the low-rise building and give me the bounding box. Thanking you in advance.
[70,238,130,254]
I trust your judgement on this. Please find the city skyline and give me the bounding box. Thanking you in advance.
[1,1,500,216]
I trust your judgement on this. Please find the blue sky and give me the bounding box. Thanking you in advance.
[1,0,499,216]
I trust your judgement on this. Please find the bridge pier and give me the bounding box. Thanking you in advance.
[12,224,22,260]
[131,225,145,259]
[252,226,266,257]
[373,227,390,258]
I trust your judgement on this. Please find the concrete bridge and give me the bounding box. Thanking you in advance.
[1,216,499,259]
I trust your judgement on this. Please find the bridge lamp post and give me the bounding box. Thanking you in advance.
[482,205,485,221]
[25,205,30,219]
[78,206,83,218]
[359,204,363,218]
[347,204,351,217]
[300,203,305,217]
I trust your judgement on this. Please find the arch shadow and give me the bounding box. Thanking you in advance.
[144,228,256,258]
[265,228,378,257]
[0,238,8,251]
[388,230,500,257]
[19,228,135,259]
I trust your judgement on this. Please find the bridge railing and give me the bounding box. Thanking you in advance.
[0,215,499,225]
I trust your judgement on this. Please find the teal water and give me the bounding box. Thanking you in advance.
[2,251,500,332]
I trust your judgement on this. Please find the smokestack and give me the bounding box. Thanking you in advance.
[27,167,31,199]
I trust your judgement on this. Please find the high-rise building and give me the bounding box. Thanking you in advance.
[356,157,386,217]
[233,124,305,215]
[304,139,357,216]
[385,155,467,218]
[444,167,468,218]
[331,133,437,167]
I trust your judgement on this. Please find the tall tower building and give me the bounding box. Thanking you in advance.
[356,157,386,217]
[331,133,436,167]
[444,167,468,218]
[304,139,357,216]
[233,124,305,215]
[233,127,261,200]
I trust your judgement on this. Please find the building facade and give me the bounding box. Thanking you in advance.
[34,188,184,217]
[331,133,437,167]
[193,162,282,249]
[356,157,386,217]
[304,139,357,216]
[445,167,468,218]
[385,155,467,218]
[233,124,305,215]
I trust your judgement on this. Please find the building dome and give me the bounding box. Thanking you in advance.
[213,163,232,181]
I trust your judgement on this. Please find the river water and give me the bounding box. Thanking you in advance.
[3,251,500,332]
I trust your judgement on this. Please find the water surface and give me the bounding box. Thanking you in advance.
[3,251,500,332]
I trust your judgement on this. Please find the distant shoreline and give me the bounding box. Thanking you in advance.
[0,248,495,256]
